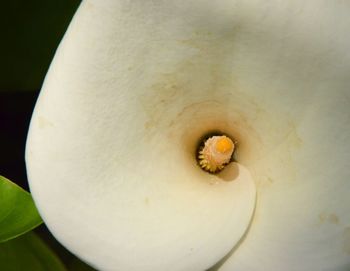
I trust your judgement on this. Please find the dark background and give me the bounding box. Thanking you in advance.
[0,1,96,269]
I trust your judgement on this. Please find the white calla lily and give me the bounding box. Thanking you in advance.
[26,0,350,270]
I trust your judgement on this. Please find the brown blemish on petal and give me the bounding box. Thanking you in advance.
[144,197,150,206]
[144,121,153,130]
[318,212,327,224]
[258,176,275,189]
[328,213,340,225]
[318,212,340,225]
[287,123,303,149]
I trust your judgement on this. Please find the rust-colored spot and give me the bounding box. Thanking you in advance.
[318,212,340,225]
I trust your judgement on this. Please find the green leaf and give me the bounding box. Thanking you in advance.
[0,176,43,242]
[0,231,67,271]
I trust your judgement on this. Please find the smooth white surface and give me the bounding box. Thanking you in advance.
[26,0,350,270]
[26,1,257,270]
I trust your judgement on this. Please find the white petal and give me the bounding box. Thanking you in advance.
[26,1,257,270]
[26,0,350,270]
[218,0,350,270]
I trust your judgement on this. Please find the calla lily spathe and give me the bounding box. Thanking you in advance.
[26,0,350,270]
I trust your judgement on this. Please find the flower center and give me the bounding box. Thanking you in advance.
[216,137,234,153]
[197,134,235,173]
